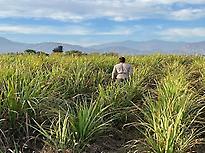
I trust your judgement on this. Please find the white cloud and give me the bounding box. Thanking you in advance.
[170,8,205,20]
[0,24,135,36]
[160,27,205,39]
[0,24,91,35]
[0,0,204,21]
[140,0,205,4]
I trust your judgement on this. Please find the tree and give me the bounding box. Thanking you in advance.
[24,49,36,54]
[52,46,63,53]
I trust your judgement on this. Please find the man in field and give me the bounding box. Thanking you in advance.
[112,56,133,82]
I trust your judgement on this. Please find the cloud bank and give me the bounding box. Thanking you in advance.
[0,0,204,21]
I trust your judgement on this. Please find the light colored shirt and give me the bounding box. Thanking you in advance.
[112,63,133,80]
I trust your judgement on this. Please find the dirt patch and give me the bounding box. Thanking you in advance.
[85,126,141,153]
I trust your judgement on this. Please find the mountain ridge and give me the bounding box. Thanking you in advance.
[0,37,205,55]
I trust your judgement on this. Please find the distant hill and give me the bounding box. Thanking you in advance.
[0,37,29,52]
[0,37,205,55]
[0,37,91,53]
[90,40,188,54]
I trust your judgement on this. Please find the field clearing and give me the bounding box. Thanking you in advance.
[0,54,205,153]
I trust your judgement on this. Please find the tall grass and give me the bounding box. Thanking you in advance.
[0,54,205,152]
[133,62,205,153]
[32,96,112,152]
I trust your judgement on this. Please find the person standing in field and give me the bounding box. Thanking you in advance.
[112,56,133,82]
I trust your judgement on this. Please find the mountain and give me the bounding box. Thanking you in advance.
[0,37,205,55]
[180,41,205,54]
[0,37,90,53]
[90,40,188,54]
[0,37,30,52]
[30,42,91,52]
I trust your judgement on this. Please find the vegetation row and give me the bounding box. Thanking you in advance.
[0,54,205,153]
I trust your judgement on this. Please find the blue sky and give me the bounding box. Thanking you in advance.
[0,0,205,46]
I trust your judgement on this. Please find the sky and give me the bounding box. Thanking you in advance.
[0,0,205,46]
